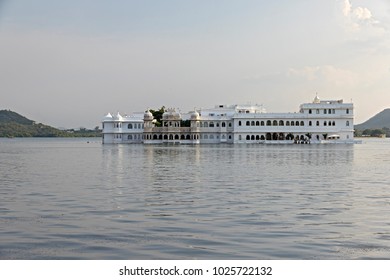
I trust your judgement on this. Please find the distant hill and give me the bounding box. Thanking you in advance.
[0,110,35,125]
[355,109,390,130]
[0,110,101,138]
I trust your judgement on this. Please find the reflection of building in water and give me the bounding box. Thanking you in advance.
[102,95,357,144]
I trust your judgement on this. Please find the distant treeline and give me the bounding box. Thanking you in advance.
[0,109,101,138]
[0,122,102,138]
[354,127,389,138]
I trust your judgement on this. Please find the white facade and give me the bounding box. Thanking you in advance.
[102,96,356,144]
[102,112,144,144]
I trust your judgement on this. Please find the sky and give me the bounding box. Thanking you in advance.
[0,0,389,128]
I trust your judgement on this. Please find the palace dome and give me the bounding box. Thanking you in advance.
[113,112,123,120]
[162,108,181,120]
[103,113,113,121]
[144,110,153,120]
[191,111,200,120]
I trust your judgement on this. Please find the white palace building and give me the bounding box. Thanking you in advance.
[102,95,357,144]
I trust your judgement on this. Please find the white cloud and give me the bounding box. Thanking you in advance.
[287,65,357,87]
[287,66,320,81]
[342,0,352,17]
[353,6,372,21]
[341,0,378,32]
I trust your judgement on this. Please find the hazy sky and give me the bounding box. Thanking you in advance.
[1,0,389,128]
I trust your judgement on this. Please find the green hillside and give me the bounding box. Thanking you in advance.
[0,110,101,138]
[354,109,390,137]
[355,109,390,130]
[0,110,35,125]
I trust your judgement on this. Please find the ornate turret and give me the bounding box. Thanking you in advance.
[313,93,320,104]
[144,110,153,121]
[190,110,200,120]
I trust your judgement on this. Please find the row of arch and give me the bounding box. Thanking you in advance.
[239,120,348,127]
[143,134,199,140]
[127,123,143,129]
[137,134,235,141]
[198,121,232,128]
[239,120,306,126]
[308,108,350,114]
[240,133,308,141]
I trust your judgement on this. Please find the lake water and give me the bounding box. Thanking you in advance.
[0,137,389,259]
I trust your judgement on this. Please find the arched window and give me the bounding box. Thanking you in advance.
[164,135,168,140]
[256,135,259,140]
[216,122,219,127]
[246,135,250,140]
[228,122,232,127]
[328,121,331,126]
[309,121,312,126]
[251,135,255,140]
[186,135,190,140]
[328,109,331,114]
[238,121,242,126]
[324,109,327,114]
[332,121,335,126]
[209,122,214,127]
[128,123,133,129]
[246,121,250,126]
[346,109,350,114]
[300,121,304,126]
[256,121,259,126]
[309,109,312,114]
[286,121,290,126]
[181,135,185,140]
[295,121,299,126]
[266,120,271,126]
[261,135,265,140]
[251,121,255,126]
[324,121,327,126]
[291,121,294,126]
[316,121,319,126]
[279,120,284,126]
[153,134,158,140]
[346,121,350,126]
[261,121,265,126]
[273,120,278,126]
[222,122,226,127]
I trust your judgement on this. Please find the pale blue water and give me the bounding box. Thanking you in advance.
[0,138,389,259]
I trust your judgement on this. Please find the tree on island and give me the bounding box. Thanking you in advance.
[149,106,165,127]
